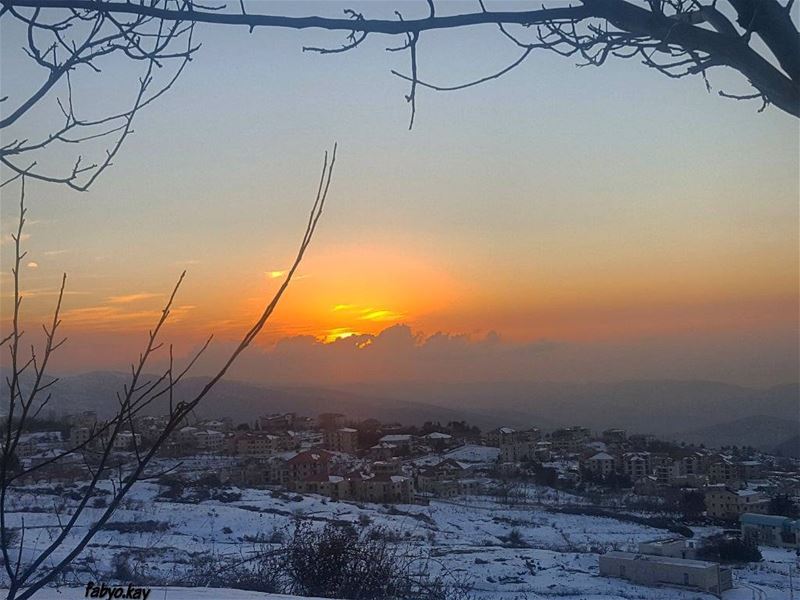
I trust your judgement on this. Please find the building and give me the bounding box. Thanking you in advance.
[602,428,627,444]
[378,434,414,453]
[708,457,740,485]
[483,426,514,447]
[654,458,683,485]
[111,431,141,451]
[16,431,62,457]
[317,413,346,430]
[705,486,769,520]
[585,452,616,477]
[323,427,358,454]
[415,458,476,497]
[194,429,226,453]
[351,473,414,504]
[231,431,285,457]
[423,432,453,451]
[65,411,97,429]
[293,474,350,500]
[740,513,800,549]
[369,441,399,460]
[736,461,764,481]
[549,426,590,454]
[637,537,701,560]
[500,440,537,462]
[68,426,93,448]
[287,450,333,483]
[599,551,732,594]
[621,452,651,480]
[260,413,297,432]
[293,470,415,504]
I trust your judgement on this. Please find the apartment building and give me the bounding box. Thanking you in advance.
[323,427,358,454]
[287,449,333,483]
[705,485,769,520]
[621,452,651,480]
[292,471,415,504]
[585,452,616,477]
[378,434,414,453]
[740,513,800,549]
[549,426,590,454]
[16,431,62,457]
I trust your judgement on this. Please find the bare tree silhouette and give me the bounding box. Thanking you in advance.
[0,145,336,600]
[1,0,198,189]
[0,0,797,176]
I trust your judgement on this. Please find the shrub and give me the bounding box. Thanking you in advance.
[157,474,185,500]
[104,520,170,534]
[284,521,413,600]
[697,536,762,564]
[500,528,530,548]
[111,552,133,581]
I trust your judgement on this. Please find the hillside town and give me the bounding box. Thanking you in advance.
[8,406,800,597]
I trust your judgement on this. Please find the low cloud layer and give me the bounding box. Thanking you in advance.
[158,323,798,387]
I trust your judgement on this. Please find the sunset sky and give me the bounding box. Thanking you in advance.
[1,2,798,386]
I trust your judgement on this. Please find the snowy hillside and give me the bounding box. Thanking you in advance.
[3,477,793,599]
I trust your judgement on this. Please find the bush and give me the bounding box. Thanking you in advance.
[283,520,471,600]
[170,552,282,594]
[156,519,473,600]
[157,474,185,500]
[111,552,133,581]
[104,520,170,534]
[697,536,762,564]
[213,489,242,503]
[499,528,529,548]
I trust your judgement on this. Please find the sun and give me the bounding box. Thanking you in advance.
[324,327,360,343]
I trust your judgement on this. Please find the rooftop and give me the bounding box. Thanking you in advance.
[602,551,720,570]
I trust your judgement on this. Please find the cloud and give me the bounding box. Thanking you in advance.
[0,288,90,299]
[26,261,38,269]
[267,270,286,279]
[43,249,69,256]
[169,324,560,385]
[358,309,405,322]
[330,304,405,322]
[106,292,163,304]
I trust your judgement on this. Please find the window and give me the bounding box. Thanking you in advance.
[683,573,689,585]
[620,565,626,577]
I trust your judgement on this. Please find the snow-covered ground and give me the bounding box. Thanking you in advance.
[3,479,794,599]
[5,588,330,599]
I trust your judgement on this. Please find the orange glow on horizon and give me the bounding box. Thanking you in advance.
[3,236,796,351]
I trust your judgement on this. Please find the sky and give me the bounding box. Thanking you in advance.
[1,1,798,387]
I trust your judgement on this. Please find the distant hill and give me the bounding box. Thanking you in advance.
[0,370,503,429]
[673,415,799,451]
[3,371,797,448]
[772,434,800,458]
[332,380,799,437]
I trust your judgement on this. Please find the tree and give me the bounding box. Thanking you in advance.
[768,493,800,518]
[0,148,336,599]
[679,489,706,520]
[697,534,762,563]
[1,0,797,181]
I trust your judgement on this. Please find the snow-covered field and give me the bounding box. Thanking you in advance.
[3,479,794,600]
[10,588,326,599]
